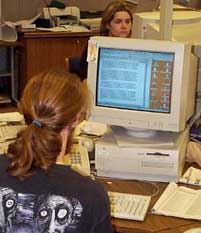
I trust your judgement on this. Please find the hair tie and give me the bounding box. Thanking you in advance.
[32,119,42,128]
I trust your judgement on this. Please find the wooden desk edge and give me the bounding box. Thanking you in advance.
[17,29,100,39]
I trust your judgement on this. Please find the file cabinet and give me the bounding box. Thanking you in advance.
[18,30,99,96]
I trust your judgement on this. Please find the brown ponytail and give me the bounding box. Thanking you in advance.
[7,70,89,179]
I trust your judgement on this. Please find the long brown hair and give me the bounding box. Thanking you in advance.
[100,0,133,36]
[7,70,89,179]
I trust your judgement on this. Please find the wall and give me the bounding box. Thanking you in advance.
[4,0,201,23]
[2,0,66,21]
[190,0,201,8]
[67,0,160,12]
[2,0,43,21]
[2,0,160,22]
[175,0,201,8]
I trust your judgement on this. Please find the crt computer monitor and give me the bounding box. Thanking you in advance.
[87,36,197,132]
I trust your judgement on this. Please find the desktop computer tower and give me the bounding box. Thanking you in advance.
[95,127,189,182]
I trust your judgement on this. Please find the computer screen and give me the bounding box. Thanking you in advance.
[97,48,173,113]
[87,36,197,132]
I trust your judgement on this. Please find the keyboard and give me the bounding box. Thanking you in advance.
[108,191,151,221]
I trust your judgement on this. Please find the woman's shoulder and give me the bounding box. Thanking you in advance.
[52,164,108,199]
[53,164,103,186]
[0,155,10,179]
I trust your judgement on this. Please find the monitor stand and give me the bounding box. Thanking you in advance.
[110,125,176,147]
[112,126,157,138]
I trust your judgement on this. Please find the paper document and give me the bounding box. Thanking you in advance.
[80,18,101,30]
[37,25,90,33]
[180,167,201,187]
[0,125,26,142]
[1,13,41,42]
[0,140,14,154]
[80,18,101,26]
[0,112,24,123]
[4,13,41,27]
[152,182,201,220]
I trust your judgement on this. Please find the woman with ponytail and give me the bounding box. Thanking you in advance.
[0,70,113,233]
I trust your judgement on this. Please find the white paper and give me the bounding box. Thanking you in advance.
[152,182,201,220]
[37,25,90,32]
[4,13,41,27]
[1,13,41,42]
[0,125,25,141]
[180,167,201,186]
[0,140,14,154]
[80,18,101,30]
[0,112,24,123]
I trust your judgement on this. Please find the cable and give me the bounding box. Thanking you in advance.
[93,174,160,197]
[141,180,160,197]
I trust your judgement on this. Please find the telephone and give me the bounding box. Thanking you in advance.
[63,137,91,176]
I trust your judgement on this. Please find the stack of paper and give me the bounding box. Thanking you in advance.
[0,112,26,154]
[37,25,90,33]
[80,18,101,31]
[179,167,201,187]
[0,112,24,123]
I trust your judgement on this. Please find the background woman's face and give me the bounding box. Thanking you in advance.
[107,11,132,38]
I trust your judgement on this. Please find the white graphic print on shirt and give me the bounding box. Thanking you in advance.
[0,187,83,233]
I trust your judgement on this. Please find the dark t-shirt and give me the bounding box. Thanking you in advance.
[0,156,113,233]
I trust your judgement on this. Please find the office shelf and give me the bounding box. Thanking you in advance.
[0,41,21,104]
[0,94,11,104]
[0,73,11,77]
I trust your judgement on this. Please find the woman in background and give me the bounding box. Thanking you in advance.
[100,0,133,37]
[0,70,113,233]
[68,0,133,80]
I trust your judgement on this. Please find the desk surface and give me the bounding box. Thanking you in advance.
[96,163,201,233]
[17,29,99,39]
